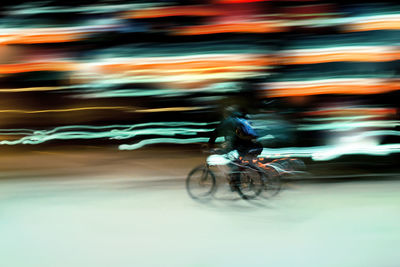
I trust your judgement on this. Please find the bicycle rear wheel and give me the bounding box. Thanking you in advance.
[236,165,264,200]
[186,165,216,199]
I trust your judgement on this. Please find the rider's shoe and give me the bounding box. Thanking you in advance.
[229,182,238,192]
[229,179,239,192]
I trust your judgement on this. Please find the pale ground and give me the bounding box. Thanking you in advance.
[0,147,399,267]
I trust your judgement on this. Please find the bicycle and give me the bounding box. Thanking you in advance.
[186,149,265,200]
[255,157,307,198]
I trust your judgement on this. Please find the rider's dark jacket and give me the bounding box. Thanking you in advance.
[208,112,262,157]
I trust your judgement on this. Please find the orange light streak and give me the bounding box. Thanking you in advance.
[303,108,398,117]
[264,79,400,97]
[122,5,223,19]
[97,58,272,74]
[0,62,78,74]
[172,21,285,35]
[0,56,272,75]
[345,20,400,32]
[280,51,400,64]
[0,33,86,45]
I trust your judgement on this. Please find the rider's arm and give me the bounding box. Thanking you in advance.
[208,120,228,146]
[208,117,238,146]
[208,127,219,146]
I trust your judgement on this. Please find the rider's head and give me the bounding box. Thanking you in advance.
[223,105,237,118]
[223,105,247,119]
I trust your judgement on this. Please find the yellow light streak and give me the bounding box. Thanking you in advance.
[0,106,136,114]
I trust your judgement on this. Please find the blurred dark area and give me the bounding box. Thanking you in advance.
[0,0,399,177]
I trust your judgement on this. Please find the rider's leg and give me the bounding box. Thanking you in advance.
[227,160,240,191]
[228,145,249,191]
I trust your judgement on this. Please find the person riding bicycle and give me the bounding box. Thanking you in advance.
[207,105,263,190]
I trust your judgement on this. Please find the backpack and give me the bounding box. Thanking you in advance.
[234,117,257,139]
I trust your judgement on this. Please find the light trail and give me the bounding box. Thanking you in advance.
[8,3,156,15]
[119,137,212,150]
[263,78,400,97]
[0,127,214,145]
[171,21,285,35]
[0,86,70,93]
[257,143,400,161]
[0,122,218,145]
[121,5,223,19]
[135,107,207,113]
[303,107,397,117]
[0,107,137,114]
[279,45,400,64]
[298,120,400,131]
[0,23,122,44]
[0,62,77,74]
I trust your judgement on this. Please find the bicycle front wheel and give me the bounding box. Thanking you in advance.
[186,165,216,199]
[236,165,264,200]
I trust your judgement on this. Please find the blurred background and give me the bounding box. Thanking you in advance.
[1,1,400,267]
[0,0,399,176]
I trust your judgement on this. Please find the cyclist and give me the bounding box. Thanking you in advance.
[207,105,263,190]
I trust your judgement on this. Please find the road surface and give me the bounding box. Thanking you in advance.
[0,148,399,267]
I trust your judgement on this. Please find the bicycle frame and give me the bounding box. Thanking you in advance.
[187,150,266,200]
[206,150,261,182]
